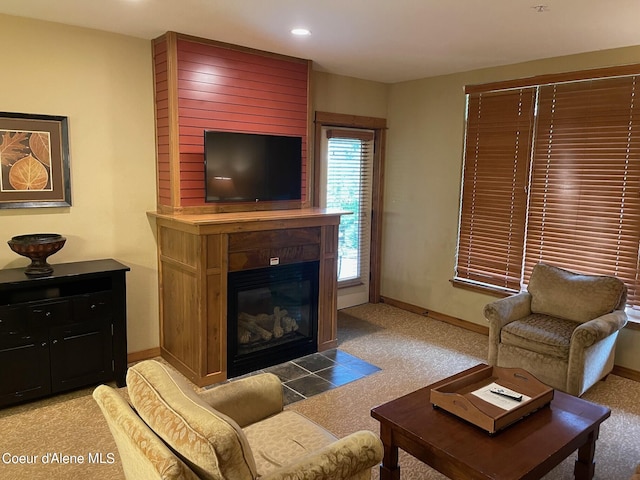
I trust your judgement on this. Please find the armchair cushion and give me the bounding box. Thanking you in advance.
[501,313,577,358]
[528,263,626,323]
[126,361,257,480]
[243,410,337,476]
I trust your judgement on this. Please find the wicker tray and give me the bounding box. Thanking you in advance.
[430,365,554,434]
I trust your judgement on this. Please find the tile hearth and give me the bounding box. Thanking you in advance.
[226,349,381,405]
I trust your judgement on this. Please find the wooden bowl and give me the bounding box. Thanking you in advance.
[7,234,66,277]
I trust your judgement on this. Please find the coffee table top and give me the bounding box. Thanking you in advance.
[371,364,611,479]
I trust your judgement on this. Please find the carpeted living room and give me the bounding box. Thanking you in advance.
[1,303,639,479]
[2,2,640,480]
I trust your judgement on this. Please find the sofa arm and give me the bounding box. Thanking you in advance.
[198,373,283,427]
[484,292,532,329]
[260,430,383,480]
[572,310,628,348]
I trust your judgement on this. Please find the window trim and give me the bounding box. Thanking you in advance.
[465,64,640,94]
[313,111,387,303]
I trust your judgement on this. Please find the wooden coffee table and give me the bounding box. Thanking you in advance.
[371,364,610,480]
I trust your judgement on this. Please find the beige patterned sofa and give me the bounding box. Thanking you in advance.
[93,359,382,480]
[484,263,628,397]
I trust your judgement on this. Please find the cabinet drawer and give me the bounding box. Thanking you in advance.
[0,305,26,335]
[73,291,113,321]
[27,300,72,329]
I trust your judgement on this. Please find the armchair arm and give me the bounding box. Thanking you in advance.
[198,373,283,427]
[484,292,532,365]
[260,430,383,480]
[572,310,628,348]
[483,292,532,329]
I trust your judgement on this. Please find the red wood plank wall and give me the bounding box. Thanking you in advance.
[154,35,310,210]
[154,39,171,206]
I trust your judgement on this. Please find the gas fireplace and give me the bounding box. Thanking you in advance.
[227,261,319,377]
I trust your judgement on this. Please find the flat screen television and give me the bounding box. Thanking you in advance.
[204,130,302,203]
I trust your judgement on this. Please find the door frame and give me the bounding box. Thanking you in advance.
[313,111,387,304]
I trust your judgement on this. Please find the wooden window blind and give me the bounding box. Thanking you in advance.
[456,88,536,291]
[524,76,640,306]
[456,68,640,309]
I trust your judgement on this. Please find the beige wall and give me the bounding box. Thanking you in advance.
[312,71,389,118]
[383,46,640,371]
[0,15,159,353]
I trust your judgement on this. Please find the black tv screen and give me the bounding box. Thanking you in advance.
[204,130,302,203]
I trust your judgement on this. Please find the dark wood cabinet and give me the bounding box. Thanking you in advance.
[0,259,129,408]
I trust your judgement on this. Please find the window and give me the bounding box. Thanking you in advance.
[455,68,640,310]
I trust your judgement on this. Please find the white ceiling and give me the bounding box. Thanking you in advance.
[2,0,640,84]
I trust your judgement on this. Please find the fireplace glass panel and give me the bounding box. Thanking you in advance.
[227,261,319,377]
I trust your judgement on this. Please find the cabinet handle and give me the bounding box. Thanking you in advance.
[90,304,97,310]
[45,311,52,317]
[41,342,47,347]
[52,339,58,344]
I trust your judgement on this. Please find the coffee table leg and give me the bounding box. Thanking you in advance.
[574,428,599,480]
[379,423,400,480]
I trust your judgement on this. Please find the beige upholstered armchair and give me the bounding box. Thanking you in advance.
[93,359,382,480]
[484,263,628,397]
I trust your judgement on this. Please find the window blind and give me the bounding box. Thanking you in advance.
[455,68,640,309]
[325,129,374,284]
[456,88,536,291]
[524,76,640,306]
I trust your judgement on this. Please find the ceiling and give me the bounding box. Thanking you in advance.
[2,0,640,84]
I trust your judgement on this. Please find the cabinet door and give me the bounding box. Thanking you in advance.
[0,318,51,407]
[49,319,113,393]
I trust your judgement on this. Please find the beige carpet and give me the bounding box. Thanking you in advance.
[1,302,639,479]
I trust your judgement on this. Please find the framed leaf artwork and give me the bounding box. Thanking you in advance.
[0,112,71,208]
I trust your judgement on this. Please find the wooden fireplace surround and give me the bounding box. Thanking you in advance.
[150,208,342,387]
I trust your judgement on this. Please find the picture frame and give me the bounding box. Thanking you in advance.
[0,112,71,208]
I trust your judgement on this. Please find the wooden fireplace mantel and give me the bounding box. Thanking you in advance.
[148,208,344,387]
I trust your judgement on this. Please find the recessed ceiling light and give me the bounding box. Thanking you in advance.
[291,28,311,36]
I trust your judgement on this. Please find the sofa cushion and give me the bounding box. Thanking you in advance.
[242,410,337,476]
[501,313,578,358]
[126,361,257,480]
[528,263,625,323]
